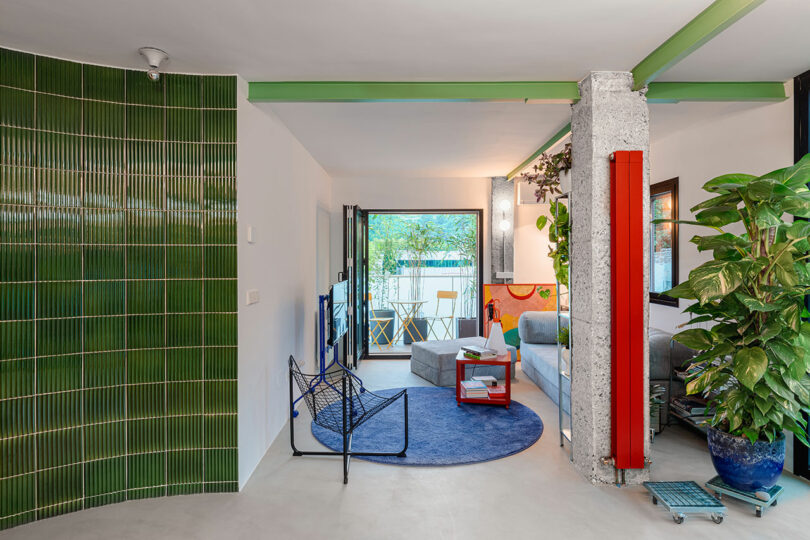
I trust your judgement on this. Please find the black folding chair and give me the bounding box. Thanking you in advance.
[288,356,408,483]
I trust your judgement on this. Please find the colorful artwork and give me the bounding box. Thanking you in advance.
[483,284,557,352]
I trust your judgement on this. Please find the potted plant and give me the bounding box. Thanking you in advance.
[451,215,479,338]
[664,154,810,492]
[368,216,401,346]
[520,143,572,203]
[401,221,440,343]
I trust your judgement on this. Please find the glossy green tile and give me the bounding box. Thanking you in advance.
[167,381,202,415]
[166,74,202,108]
[84,386,124,424]
[167,211,201,244]
[0,396,33,438]
[84,315,125,352]
[36,427,83,469]
[126,69,165,106]
[167,142,201,177]
[167,280,202,313]
[167,178,201,210]
[36,464,83,511]
[126,314,165,349]
[0,474,35,529]
[127,176,164,210]
[203,143,236,177]
[204,279,237,313]
[204,414,237,448]
[167,313,202,347]
[204,246,236,278]
[84,351,124,388]
[127,349,164,384]
[0,320,34,360]
[167,347,202,381]
[128,280,165,314]
[37,245,81,281]
[127,246,165,279]
[168,483,203,496]
[166,415,205,450]
[0,282,34,321]
[128,209,164,244]
[37,391,81,431]
[84,173,126,208]
[0,204,35,243]
[83,245,125,280]
[202,76,236,109]
[83,64,125,102]
[0,358,34,399]
[167,108,201,141]
[84,280,125,316]
[37,169,81,206]
[37,318,82,356]
[0,435,35,478]
[127,452,165,489]
[36,131,82,171]
[84,209,125,244]
[37,281,81,318]
[0,126,36,167]
[204,449,238,482]
[36,354,82,393]
[166,246,202,278]
[203,380,237,414]
[126,418,165,454]
[203,110,236,143]
[204,481,238,494]
[203,211,236,245]
[0,166,35,205]
[84,492,126,509]
[84,421,125,461]
[167,449,202,484]
[204,313,237,347]
[0,244,35,283]
[83,101,125,138]
[37,206,81,243]
[0,49,34,90]
[37,94,81,134]
[0,87,34,128]
[127,140,164,176]
[204,347,237,380]
[85,457,126,497]
[84,136,126,174]
[127,105,164,141]
[36,56,82,97]
[127,383,165,419]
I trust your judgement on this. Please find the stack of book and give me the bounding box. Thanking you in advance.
[487,385,506,399]
[460,380,489,399]
[670,395,714,423]
[461,345,497,361]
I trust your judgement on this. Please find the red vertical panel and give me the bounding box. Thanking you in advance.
[611,151,645,470]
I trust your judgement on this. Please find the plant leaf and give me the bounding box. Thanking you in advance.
[688,259,748,304]
[786,220,810,240]
[536,215,548,232]
[691,233,749,252]
[746,179,794,201]
[781,192,810,218]
[733,292,780,313]
[732,347,768,390]
[673,328,714,350]
[758,153,810,190]
[702,173,757,193]
[695,205,741,227]
[690,193,742,212]
[663,281,696,300]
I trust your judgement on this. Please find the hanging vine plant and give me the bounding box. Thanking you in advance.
[520,143,572,204]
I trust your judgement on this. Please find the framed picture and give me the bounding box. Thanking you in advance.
[650,178,678,307]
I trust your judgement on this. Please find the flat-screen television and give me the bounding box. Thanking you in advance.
[328,280,349,346]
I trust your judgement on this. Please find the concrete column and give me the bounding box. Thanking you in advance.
[570,72,650,484]
[490,177,514,284]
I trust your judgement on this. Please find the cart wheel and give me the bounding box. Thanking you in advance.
[673,514,685,524]
[772,499,778,507]
[711,514,724,524]
[652,496,658,505]
[714,492,722,500]
[755,507,762,518]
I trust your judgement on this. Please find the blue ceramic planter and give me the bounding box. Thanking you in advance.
[707,427,785,492]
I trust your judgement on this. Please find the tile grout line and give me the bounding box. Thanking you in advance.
[31,53,38,522]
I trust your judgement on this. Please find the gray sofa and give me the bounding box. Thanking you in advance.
[410,336,517,387]
[518,312,696,418]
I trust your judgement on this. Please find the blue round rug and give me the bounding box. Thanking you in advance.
[311,386,543,466]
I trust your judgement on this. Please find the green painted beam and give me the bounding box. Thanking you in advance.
[647,81,787,103]
[506,123,571,181]
[248,81,580,103]
[631,0,765,90]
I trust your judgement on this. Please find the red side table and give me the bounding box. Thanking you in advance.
[455,350,511,408]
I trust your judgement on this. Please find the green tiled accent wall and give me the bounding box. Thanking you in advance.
[0,48,238,531]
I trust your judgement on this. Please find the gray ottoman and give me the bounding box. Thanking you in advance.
[410,337,517,387]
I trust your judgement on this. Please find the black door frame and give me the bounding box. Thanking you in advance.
[794,70,810,481]
[363,209,485,359]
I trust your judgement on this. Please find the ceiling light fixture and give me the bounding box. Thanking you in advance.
[138,47,169,82]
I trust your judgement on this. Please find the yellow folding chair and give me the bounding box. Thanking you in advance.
[425,290,458,341]
[368,293,394,350]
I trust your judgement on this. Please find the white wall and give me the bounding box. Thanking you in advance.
[514,196,555,283]
[649,97,794,334]
[237,77,332,488]
[330,176,492,283]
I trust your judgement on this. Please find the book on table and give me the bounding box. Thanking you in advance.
[460,380,489,399]
[461,345,497,360]
[464,351,497,361]
[487,385,506,398]
[472,375,498,386]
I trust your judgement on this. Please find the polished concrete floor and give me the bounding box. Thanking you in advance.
[4,361,810,540]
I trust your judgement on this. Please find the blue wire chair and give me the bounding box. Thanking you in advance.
[288,355,408,483]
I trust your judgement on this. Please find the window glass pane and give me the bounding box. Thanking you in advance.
[650,191,673,294]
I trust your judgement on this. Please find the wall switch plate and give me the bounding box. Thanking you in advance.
[247,226,256,244]
[246,289,260,305]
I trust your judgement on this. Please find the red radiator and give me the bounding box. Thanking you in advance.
[610,151,645,470]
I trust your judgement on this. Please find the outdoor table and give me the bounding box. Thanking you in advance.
[388,300,429,347]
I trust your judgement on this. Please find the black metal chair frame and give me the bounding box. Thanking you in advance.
[288,356,408,483]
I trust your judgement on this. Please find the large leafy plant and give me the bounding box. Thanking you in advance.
[665,154,810,446]
[547,201,570,288]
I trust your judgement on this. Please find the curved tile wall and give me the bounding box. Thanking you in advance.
[0,48,238,530]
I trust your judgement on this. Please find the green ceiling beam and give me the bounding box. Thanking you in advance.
[506,123,571,181]
[248,81,580,103]
[631,0,765,90]
[647,81,787,103]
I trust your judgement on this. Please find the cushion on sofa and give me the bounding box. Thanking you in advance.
[518,311,566,345]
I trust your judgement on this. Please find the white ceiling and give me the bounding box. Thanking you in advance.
[267,102,572,178]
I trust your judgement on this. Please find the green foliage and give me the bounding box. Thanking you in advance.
[520,143,572,203]
[557,325,570,347]
[666,154,810,445]
[548,201,569,287]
